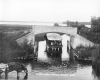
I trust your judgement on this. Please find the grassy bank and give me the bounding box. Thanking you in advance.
[0,24,33,62]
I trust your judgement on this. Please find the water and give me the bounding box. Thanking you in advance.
[0,59,96,80]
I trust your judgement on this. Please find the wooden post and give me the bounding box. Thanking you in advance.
[32,26,35,53]
[69,35,74,63]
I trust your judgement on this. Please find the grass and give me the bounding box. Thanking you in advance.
[0,24,32,62]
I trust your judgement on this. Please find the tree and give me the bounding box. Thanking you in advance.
[91,17,100,33]
[54,23,59,26]
[79,17,100,44]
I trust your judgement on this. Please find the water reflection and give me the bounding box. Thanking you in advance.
[26,64,32,73]
[25,59,92,76]
[25,60,77,76]
[92,65,100,80]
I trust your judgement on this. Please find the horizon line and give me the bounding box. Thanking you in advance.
[0,20,63,24]
[0,20,91,23]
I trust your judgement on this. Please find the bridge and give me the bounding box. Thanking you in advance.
[16,25,94,49]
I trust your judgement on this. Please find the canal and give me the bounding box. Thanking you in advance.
[0,58,98,80]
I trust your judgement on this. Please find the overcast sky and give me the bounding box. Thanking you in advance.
[0,0,100,22]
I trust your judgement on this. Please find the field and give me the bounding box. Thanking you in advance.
[0,24,32,62]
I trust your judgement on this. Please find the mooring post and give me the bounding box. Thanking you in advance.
[69,46,74,63]
[69,35,75,63]
[34,27,36,54]
[32,26,35,54]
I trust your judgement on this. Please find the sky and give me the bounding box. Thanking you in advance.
[0,0,100,22]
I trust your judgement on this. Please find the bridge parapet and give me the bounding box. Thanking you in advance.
[32,26,77,35]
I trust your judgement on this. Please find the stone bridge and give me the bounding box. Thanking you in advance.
[16,25,94,49]
[16,26,77,45]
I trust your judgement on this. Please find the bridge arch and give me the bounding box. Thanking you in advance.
[35,32,70,41]
[31,26,77,44]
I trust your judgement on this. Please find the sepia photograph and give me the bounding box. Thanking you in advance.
[0,0,100,80]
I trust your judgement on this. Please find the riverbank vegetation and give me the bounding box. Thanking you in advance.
[64,17,100,59]
[79,17,100,44]
[0,25,32,62]
[77,17,100,59]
